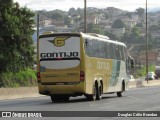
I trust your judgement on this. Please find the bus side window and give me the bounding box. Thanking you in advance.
[85,38,94,57]
[104,42,110,59]
[99,41,105,58]
[121,46,126,61]
[93,40,99,58]
[110,44,116,59]
[120,46,125,61]
[115,45,118,59]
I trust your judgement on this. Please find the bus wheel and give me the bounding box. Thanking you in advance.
[86,84,96,101]
[51,95,69,102]
[62,96,70,102]
[117,82,124,97]
[117,91,122,97]
[96,84,102,100]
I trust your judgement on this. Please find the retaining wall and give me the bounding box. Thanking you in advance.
[0,80,160,100]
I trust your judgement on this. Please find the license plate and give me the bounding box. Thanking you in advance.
[56,83,64,85]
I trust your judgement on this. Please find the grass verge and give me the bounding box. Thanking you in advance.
[0,68,37,87]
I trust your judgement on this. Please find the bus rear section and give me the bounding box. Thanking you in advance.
[37,33,85,101]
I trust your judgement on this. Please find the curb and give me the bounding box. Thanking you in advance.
[0,87,43,100]
[129,80,160,88]
[0,80,160,100]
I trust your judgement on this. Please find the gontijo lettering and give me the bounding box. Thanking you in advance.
[40,52,79,58]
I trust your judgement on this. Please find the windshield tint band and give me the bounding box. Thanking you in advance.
[39,34,80,39]
[40,57,80,62]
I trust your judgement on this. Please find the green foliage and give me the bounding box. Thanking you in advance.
[138,65,155,77]
[149,25,160,31]
[0,68,37,87]
[64,16,71,25]
[121,26,158,51]
[0,0,35,73]
[131,27,140,36]
[136,23,143,28]
[91,28,103,34]
[68,7,76,15]
[112,19,125,28]
[104,31,118,40]
[87,23,94,32]
[129,27,141,43]
[136,8,145,17]
[87,23,104,34]
[121,32,129,43]
[36,9,69,26]
[125,12,132,18]
[121,27,144,44]
[104,13,110,19]
[48,9,65,20]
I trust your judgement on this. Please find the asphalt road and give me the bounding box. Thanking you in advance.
[0,86,160,120]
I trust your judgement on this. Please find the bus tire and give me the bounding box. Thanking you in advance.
[117,82,125,97]
[86,83,96,101]
[96,83,102,100]
[117,91,122,97]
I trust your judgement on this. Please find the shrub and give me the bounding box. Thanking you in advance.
[138,64,155,77]
[0,68,37,88]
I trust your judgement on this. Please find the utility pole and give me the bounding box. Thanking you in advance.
[145,0,149,83]
[37,14,39,44]
[84,0,87,33]
[37,14,39,70]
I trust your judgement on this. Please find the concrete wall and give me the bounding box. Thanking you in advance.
[0,80,160,100]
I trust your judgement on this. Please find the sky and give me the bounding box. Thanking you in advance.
[14,0,160,12]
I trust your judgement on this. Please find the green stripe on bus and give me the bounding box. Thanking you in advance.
[110,60,121,86]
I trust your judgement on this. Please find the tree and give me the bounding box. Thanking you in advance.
[136,23,143,28]
[125,12,132,19]
[131,27,140,36]
[104,13,110,19]
[68,7,76,15]
[149,25,160,31]
[136,8,145,17]
[104,31,118,40]
[121,32,130,43]
[0,0,35,72]
[91,28,102,34]
[77,8,83,15]
[148,33,155,50]
[87,23,94,33]
[121,27,142,44]
[112,19,125,28]
[129,27,141,43]
[49,10,64,20]
[64,16,71,26]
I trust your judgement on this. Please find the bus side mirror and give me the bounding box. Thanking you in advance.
[127,56,134,68]
[131,59,134,68]
[85,39,88,47]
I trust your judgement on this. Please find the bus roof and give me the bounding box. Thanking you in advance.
[39,32,126,47]
[39,32,80,39]
[81,32,126,47]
